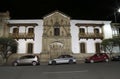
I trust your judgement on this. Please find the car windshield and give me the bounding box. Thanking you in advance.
[57,55,73,58]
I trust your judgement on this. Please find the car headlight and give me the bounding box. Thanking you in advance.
[48,60,52,64]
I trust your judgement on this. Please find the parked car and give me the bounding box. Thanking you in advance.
[48,55,76,65]
[85,53,109,63]
[111,55,120,61]
[13,55,40,66]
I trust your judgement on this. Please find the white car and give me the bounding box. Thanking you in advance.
[48,55,76,65]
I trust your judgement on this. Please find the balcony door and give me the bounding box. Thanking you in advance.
[13,28,19,34]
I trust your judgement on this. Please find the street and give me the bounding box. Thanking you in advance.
[0,62,120,79]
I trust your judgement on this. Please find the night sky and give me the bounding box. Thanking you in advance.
[0,0,120,22]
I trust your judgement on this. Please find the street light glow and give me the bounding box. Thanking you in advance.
[118,8,120,13]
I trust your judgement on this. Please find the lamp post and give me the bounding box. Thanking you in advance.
[114,8,120,23]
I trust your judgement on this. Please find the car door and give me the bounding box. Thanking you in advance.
[19,56,32,64]
[98,54,103,61]
[19,56,27,64]
[55,55,64,63]
[92,54,101,62]
[62,55,70,63]
[56,55,67,63]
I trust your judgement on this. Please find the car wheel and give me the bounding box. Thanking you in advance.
[105,59,109,62]
[90,60,94,63]
[69,60,73,64]
[13,62,18,66]
[52,61,56,65]
[32,61,37,66]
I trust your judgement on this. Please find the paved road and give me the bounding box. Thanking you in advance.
[0,62,120,79]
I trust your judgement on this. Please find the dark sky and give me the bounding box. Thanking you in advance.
[1,0,120,22]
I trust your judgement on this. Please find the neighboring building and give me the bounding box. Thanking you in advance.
[111,23,120,53]
[0,11,115,60]
[0,11,10,37]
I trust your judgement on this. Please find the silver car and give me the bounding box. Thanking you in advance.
[13,55,40,66]
[48,55,76,65]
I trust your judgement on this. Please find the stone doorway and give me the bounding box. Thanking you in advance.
[49,42,64,59]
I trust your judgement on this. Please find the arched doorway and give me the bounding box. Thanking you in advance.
[49,42,64,59]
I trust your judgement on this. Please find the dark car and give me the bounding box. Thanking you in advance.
[111,55,120,61]
[13,55,40,66]
[85,53,109,63]
[48,55,76,65]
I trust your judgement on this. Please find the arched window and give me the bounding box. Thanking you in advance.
[94,28,99,34]
[54,27,60,36]
[54,22,60,36]
[79,28,85,34]
[27,43,33,54]
[13,28,19,34]
[80,43,86,53]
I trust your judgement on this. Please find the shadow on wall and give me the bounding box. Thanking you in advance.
[72,53,94,60]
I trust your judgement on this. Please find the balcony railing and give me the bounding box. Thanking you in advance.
[9,33,34,40]
[79,33,103,39]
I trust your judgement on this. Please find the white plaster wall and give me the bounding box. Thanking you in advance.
[9,19,111,54]
[9,20,43,54]
[102,21,112,39]
[34,20,43,54]
[70,20,111,53]
[70,20,79,53]
[86,39,95,53]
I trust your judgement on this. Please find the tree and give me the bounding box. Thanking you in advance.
[0,37,18,64]
[101,38,115,58]
[101,37,120,58]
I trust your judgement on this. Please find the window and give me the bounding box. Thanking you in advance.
[80,43,86,53]
[13,28,19,34]
[54,28,60,36]
[28,28,34,33]
[54,22,60,36]
[119,28,120,34]
[79,28,85,34]
[27,43,33,54]
[94,28,99,34]
[95,43,101,53]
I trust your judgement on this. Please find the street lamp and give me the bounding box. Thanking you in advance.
[114,8,120,23]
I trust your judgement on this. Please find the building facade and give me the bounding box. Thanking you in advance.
[0,11,115,60]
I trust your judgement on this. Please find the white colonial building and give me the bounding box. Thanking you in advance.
[1,10,119,61]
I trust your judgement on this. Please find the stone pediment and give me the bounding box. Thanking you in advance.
[43,10,70,20]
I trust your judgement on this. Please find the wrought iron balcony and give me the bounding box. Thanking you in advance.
[9,33,34,40]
